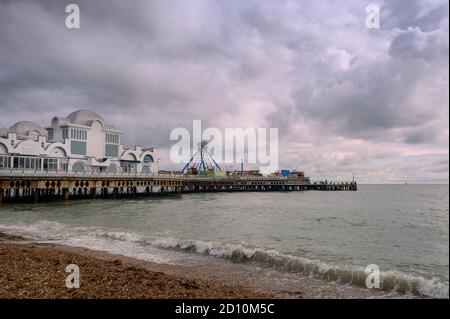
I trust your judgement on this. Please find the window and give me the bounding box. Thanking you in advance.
[11,156,42,170]
[70,129,87,141]
[71,141,87,155]
[0,155,11,169]
[105,144,118,157]
[59,159,68,171]
[105,133,119,144]
[47,129,54,141]
[62,128,69,139]
[43,158,58,171]
[72,162,85,173]
[120,161,137,173]
[143,155,153,165]
[105,133,120,157]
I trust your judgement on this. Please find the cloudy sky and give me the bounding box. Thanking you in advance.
[0,0,448,183]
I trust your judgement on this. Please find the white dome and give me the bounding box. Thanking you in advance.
[67,110,104,126]
[9,121,47,138]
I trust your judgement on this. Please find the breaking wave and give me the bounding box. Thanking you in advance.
[1,221,448,299]
[100,231,449,299]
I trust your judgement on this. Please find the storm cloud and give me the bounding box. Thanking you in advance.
[0,0,448,183]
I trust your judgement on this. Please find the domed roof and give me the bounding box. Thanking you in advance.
[9,121,47,137]
[67,110,104,126]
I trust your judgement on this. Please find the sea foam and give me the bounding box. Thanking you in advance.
[99,230,449,299]
[1,221,448,299]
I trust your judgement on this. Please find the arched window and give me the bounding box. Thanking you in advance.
[143,155,154,166]
[141,166,151,174]
[72,161,85,173]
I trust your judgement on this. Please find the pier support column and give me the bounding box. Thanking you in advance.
[0,190,3,204]
[113,187,118,199]
[32,189,39,203]
[63,189,70,201]
[90,188,96,199]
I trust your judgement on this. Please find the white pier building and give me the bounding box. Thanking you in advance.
[0,110,159,174]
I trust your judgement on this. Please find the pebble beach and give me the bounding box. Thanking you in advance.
[0,233,270,299]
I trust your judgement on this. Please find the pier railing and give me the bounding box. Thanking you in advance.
[0,169,160,178]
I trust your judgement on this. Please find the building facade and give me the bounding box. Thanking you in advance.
[0,110,159,174]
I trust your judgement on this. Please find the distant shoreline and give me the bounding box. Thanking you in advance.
[0,233,272,299]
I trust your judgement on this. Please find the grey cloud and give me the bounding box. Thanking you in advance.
[282,23,448,143]
[403,126,441,144]
[382,0,449,31]
[0,0,448,182]
[388,27,449,61]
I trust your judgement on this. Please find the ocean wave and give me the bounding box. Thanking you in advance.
[99,231,449,299]
[0,221,95,241]
[1,221,448,299]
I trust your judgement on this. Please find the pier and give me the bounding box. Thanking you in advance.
[0,171,357,203]
[1,110,357,204]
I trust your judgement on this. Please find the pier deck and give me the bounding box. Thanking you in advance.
[0,171,357,203]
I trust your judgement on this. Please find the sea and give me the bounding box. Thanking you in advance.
[0,184,448,298]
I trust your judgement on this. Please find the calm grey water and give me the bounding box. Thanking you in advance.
[0,185,448,298]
